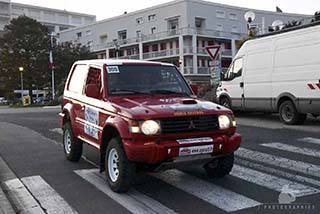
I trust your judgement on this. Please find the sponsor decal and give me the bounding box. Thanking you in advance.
[106,66,120,74]
[173,111,205,116]
[177,137,213,144]
[84,106,99,139]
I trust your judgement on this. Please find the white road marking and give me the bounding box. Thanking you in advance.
[152,169,261,212]
[50,128,63,135]
[235,159,320,188]
[261,142,320,158]
[75,169,177,214]
[231,165,319,197]
[21,176,78,214]
[298,137,320,146]
[235,148,320,178]
[4,178,45,214]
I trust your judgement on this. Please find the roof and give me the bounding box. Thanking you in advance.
[75,59,175,66]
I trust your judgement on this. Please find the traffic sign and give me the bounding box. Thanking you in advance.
[205,45,221,60]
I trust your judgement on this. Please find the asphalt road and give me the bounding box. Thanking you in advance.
[0,106,319,214]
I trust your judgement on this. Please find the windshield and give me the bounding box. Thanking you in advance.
[106,65,192,96]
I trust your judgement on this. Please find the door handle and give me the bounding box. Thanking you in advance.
[240,82,244,88]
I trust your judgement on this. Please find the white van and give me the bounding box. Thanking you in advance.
[217,23,320,125]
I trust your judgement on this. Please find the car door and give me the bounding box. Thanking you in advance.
[81,65,105,148]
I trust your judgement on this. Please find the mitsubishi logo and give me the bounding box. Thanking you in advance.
[188,120,196,129]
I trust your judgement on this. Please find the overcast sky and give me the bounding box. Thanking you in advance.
[12,0,320,20]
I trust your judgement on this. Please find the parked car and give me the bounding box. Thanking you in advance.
[217,22,320,125]
[0,97,8,105]
[59,59,241,192]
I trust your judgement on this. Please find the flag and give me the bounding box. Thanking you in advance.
[276,6,283,13]
[49,35,54,70]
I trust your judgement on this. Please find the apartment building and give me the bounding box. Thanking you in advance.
[59,0,309,82]
[0,0,96,35]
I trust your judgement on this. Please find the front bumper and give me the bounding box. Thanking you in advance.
[122,133,241,164]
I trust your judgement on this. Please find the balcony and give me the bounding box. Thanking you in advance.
[93,27,246,51]
[117,54,140,60]
[143,48,179,60]
[183,46,193,54]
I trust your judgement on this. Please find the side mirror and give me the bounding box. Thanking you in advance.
[86,84,100,99]
[190,84,198,95]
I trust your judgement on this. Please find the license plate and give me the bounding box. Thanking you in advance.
[179,145,214,156]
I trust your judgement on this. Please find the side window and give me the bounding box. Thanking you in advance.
[225,57,243,80]
[68,64,88,94]
[85,67,102,99]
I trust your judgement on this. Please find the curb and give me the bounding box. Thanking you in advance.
[0,156,45,214]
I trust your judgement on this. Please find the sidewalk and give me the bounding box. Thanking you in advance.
[0,157,15,214]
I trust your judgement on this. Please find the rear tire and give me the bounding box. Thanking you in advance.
[106,137,135,193]
[63,123,83,162]
[279,101,306,125]
[204,153,234,178]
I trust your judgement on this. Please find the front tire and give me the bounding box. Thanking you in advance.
[279,101,306,125]
[204,153,234,178]
[220,97,231,109]
[63,123,83,162]
[106,137,135,193]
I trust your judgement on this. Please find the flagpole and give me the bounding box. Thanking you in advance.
[50,33,55,100]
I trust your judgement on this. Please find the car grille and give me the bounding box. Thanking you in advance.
[160,115,219,134]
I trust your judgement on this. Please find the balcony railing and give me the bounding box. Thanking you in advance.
[116,54,140,60]
[183,67,229,76]
[91,27,247,51]
[183,46,193,54]
[143,48,179,59]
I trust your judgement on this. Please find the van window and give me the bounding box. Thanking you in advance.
[224,57,242,81]
[68,64,88,94]
[85,67,102,98]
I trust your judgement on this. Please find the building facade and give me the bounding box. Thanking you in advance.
[59,0,309,82]
[0,0,96,35]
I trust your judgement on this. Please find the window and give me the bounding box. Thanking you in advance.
[231,25,238,33]
[195,17,205,28]
[216,24,223,31]
[168,18,179,35]
[216,11,225,18]
[46,25,55,34]
[87,40,93,47]
[136,30,142,38]
[86,30,92,36]
[118,30,127,40]
[76,32,82,38]
[229,13,237,20]
[59,26,69,31]
[85,67,102,99]
[136,17,143,24]
[148,14,156,21]
[151,27,156,34]
[225,58,243,81]
[68,64,88,94]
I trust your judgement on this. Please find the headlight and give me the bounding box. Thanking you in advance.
[218,115,231,130]
[141,120,160,135]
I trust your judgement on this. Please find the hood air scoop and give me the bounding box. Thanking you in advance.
[182,99,198,105]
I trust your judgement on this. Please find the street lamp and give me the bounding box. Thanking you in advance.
[19,66,24,103]
[244,11,266,36]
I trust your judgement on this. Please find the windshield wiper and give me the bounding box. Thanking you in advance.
[110,89,151,95]
[149,90,189,95]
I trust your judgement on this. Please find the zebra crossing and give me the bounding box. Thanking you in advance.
[4,137,320,213]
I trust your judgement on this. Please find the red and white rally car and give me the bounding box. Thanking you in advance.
[59,59,241,192]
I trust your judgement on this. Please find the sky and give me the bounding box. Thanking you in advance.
[12,0,320,21]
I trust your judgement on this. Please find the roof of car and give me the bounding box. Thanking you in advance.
[75,59,175,67]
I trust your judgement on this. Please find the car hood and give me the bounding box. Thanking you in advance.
[108,95,231,119]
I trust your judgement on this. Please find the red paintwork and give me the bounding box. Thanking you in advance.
[59,60,242,165]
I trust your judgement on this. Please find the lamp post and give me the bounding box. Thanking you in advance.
[19,66,24,103]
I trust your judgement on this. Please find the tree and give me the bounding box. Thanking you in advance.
[0,16,95,102]
[0,16,50,102]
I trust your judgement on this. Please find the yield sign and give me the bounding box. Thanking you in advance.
[205,45,221,60]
